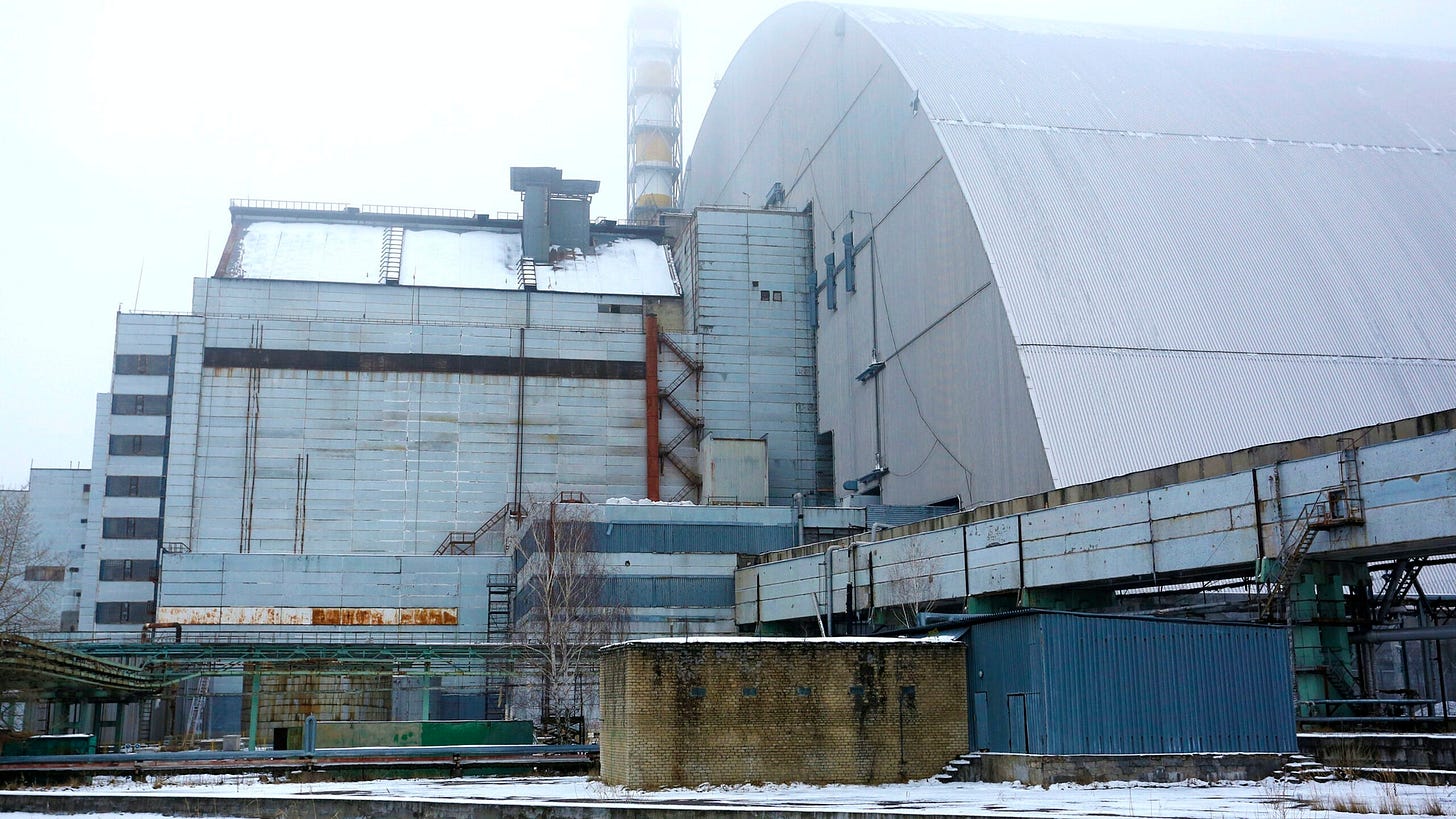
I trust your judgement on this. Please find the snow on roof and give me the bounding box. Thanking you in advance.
[232,221,677,296]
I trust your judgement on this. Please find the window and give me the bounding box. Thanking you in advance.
[94,600,154,624]
[106,476,164,498]
[760,290,771,301]
[111,394,170,416]
[24,566,65,582]
[101,517,161,539]
[108,435,166,457]
[772,291,783,301]
[113,354,173,375]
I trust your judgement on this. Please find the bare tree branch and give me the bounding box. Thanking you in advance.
[0,490,55,633]
[880,541,937,630]
[510,500,624,743]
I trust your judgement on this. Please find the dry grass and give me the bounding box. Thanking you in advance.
[1310,779,1452,816]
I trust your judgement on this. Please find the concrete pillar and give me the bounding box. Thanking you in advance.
[247,672,261,750]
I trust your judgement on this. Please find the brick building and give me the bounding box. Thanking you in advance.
[599,637,967,789]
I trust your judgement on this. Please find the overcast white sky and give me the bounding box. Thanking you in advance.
[1,0,1453,487]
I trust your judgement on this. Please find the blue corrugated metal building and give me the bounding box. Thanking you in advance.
[951,610,1296,755]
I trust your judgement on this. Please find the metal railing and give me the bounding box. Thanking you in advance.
[228,200,479,220]
[229,199,349,212]
[360,203,476,219]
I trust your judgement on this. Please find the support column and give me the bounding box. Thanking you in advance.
[247,672,261,750]
[421,674,432,722]
[1291,560,1364,716]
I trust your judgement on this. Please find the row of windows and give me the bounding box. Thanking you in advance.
[108,435,167,457]
[105,475,165,498]
[113,354,173,375]
[95,600,155,624]
[101,517,161,539]
[111,394,171,416]
[99,559,158,582]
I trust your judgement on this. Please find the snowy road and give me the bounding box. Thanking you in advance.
[2,773,1454,817]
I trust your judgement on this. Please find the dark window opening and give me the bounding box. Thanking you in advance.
[760,290,771,301]
[102,517,161,540]
[98,561,159,586]
[106,475,164,498]
[95,600,155,624]
[114,354,173,376]
[112,394,171,416]
[108,435,166,457]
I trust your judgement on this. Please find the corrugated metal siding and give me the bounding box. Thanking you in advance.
[865,505,951,528]
[858,11,1456,149]
[594,522,793,555]
[938,125,1456,358]
[963,614,1044,753]
[871,9,1456,491]
[1021,346,1456,487]
[967,611,1296,754]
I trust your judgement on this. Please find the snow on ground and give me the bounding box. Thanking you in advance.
[11,773,1456,818]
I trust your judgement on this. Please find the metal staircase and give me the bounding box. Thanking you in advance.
[656,331,703,495]
[436,502,524,556]
[1376,556,1430,622]
[1260,440,1366,622]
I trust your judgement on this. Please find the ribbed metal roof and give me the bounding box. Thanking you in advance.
[848,6,1456,486]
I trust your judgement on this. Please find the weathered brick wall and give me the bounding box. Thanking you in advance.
[599,638,968,789]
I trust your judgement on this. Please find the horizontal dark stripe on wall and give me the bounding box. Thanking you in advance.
[203,347,646,380]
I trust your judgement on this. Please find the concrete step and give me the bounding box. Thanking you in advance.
[934,754,982,783]
[1278,754,1340,782]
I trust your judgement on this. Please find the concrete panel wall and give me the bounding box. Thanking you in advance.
[738,427,1456,626]
[680,208,819,504]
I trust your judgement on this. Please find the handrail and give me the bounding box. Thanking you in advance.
[435,503,522,555]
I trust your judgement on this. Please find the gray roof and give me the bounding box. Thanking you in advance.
[855,6,1456,485]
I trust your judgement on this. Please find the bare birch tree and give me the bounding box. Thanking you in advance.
[879,541,938,630]
[0,490,54,633]
[511,500,623,743]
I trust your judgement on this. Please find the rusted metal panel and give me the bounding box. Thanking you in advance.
[397,608,459,626]
[155,606,458,626]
